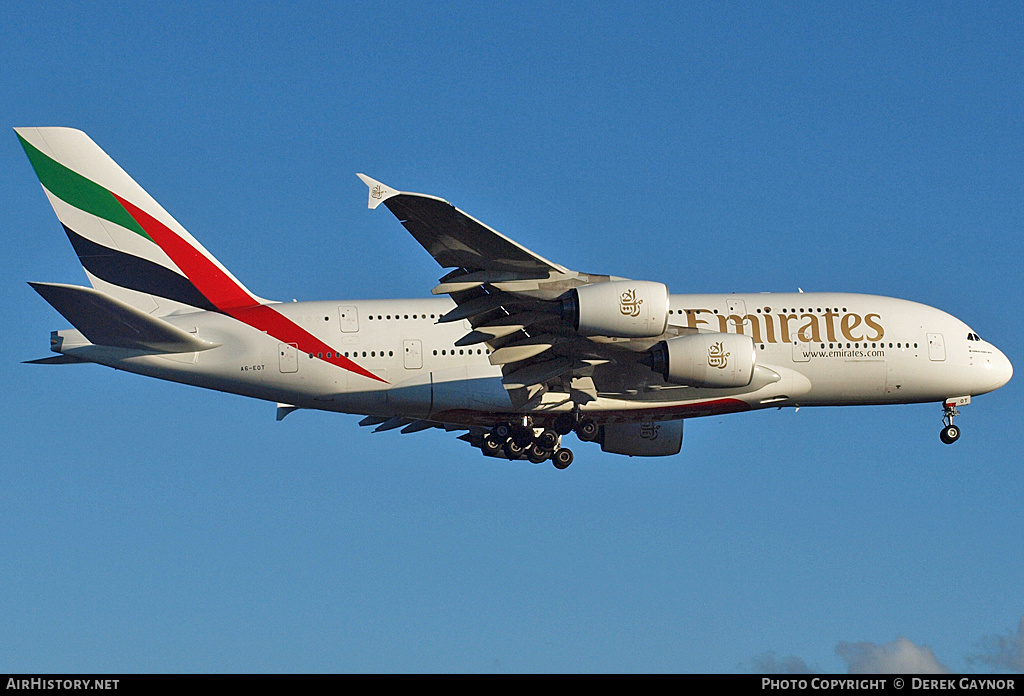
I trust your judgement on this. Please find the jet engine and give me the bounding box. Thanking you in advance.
[647,332,756,388]
[560,280,669,338]
[600,419,683,456]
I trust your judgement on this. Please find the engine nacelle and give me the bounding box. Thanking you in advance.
[562,280,669,338]
[600,420,683,457]
[648,332,756,388]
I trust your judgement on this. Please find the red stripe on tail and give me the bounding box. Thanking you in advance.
[113,194,387,384]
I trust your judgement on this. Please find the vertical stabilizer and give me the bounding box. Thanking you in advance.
[16,127,267,316]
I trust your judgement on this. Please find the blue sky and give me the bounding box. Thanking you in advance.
[2,1,1023,673]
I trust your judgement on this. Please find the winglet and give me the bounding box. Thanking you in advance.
[356,173,400,210]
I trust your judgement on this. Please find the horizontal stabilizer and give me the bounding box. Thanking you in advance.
[30,282,220,353]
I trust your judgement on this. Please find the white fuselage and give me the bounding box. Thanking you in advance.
[52,291,1012,428]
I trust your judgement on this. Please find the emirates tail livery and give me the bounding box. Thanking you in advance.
[17,127,1012,468]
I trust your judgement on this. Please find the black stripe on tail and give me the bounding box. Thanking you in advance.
[62,223,217,312]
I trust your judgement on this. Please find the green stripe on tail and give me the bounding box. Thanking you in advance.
[16,133,153,243]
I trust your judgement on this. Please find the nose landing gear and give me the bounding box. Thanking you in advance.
[940,422,960,445]
[940,396,970,444]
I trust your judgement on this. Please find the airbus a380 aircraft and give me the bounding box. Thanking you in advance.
[17,127,1013,468]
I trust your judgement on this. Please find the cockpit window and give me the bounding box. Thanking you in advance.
[967,333,982,341]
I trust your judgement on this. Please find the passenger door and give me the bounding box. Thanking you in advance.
[278,342,298,373]
[403,339,423,369]
[927,333,946,361]
[338,306,359,333]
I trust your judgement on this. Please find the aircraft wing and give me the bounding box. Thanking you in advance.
[356,174,569,275]
[359,176,682,404]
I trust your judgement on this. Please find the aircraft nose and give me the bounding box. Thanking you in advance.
[993,346,1013,389]
[981,344,1013,393]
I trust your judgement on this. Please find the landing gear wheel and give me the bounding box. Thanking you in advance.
[512,426,535,448]
[528,443,551,464]
[553,448,574,469]
[504,439,526,460]
[491,423,512,441]
[940,424,961,445]
[481,435,502,457]
[576,419,599,442]
[537,429,559,450]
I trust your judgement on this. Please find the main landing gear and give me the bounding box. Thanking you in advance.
[481,419,573,468]
[940,397,969,444]
[479,414,602,468]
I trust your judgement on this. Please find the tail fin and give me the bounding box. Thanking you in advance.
[16,127,266,316]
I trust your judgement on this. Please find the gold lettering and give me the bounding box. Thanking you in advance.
[687,309,713,330]
[778,314,798,343]
[841,313,863,342]
[738,315,762,343]
[864,313,884,341]
[798,314,821,342]
[822,309,839,343]
[682,307,884,344]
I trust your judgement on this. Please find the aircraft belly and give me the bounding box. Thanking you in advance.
[386,371,432,419]
[432,367,513,415]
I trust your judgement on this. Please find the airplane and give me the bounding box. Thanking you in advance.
[16,127,1013,468]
